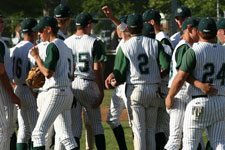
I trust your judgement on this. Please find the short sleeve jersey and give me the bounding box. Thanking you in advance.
[64,34,106,80]
[42,38,73,90]
[113,35,170,84]
[0,38,12,78]
[168,40,191,97]
[170,31,182,49]
[10,41,34,84]
[156,31,174,51]
[180,42,225,96]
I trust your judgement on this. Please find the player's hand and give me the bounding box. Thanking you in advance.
[30,46,39,59]
[11,94,21,108]
[111,79,118,87]
[102,6,113,18]
[165,96,174,110]
[105,73,115,89]
[92,92,104,108]
[199,83,218,96]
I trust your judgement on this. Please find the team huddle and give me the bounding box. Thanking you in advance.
[0,3,225,150]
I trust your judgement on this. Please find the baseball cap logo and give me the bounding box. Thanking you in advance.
[55,15,62,17]
[177,8,183,13]
[203,29,211,32]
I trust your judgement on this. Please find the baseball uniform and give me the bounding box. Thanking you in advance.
[10,40,39,147]
[180,42,225,149]
[0,38,15,150]
[170,32,182,49]
[31,38,77,150]
[64,33,106,150]
[113,32,170,150]
[165,40,191,150]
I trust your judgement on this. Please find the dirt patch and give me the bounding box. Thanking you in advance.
[101,106,128,122]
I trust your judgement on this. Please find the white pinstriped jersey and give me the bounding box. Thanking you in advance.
[10,41,34,84]
[121,36,161,84]
[28,41,49,66]
[156,31,174,49]
[170,32,181,48]
[0,38,12,79]
[42,39,73,90]
[187,42,225,96]
[64,34,96,80]
[168,40,191,91]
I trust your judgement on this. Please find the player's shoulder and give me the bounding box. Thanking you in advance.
[170,32,181,40]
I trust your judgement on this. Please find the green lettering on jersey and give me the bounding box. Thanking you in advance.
[138,54,149,74]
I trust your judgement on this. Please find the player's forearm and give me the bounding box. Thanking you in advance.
[94,63,104,98]
[34,56,53,78]
[186,75,202,88]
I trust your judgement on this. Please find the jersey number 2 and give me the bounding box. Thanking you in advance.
[138,54,149,74]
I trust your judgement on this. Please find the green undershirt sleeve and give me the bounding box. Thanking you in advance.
[113,47,129,83]
[44,43,59,71]
[157,41,171,72]
[179,48,196,73]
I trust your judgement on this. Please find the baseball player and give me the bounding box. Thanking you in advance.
[143,9,172,149]
[166,18,225,149]
[170,6,191,48]
[102,6,132,150]
[217,18,225,46]
[10,18,39,150]
[165,17,199,150]
[30,16,77,150]
[143,9,174,50]
[54,4,72,40]
[64,12,106,150]
[105,13,171,150]
[0,12,21,150]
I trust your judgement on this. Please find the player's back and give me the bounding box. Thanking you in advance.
[10,41,34,84]
[121,35,161,84]
[188,42,225,96]
[65,34,96,80]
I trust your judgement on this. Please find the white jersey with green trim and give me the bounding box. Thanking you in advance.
[28,41,49,66]
[10,41,34,85]
[42,39,73,90]
[64,34,96,80]
[187,42,225,96]
[0,38,12,79]
[168,40,191,91]
[170,32,181,48]
[156,31,174,49]
[121,36,161,84]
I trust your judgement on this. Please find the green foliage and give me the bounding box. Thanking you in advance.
[181,0,217,17]
[148,0,171,14]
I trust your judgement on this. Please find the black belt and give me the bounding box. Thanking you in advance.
[192,95,208,99]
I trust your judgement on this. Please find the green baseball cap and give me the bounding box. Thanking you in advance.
[175,6,191,18]
[142,9,161,22]
[142,22,155,38]
[21,18,37,32]
[54,4,72,18]
[76,12,98,27]
[198,18,217,34]
[32,16,58,31]
[182,17,199,31]
[127,13,143,28]
[217,18,225,30]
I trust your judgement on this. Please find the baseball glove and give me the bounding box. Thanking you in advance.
[26,65,45,88]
